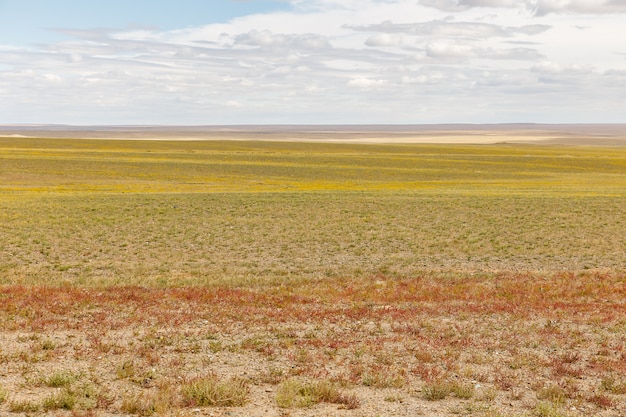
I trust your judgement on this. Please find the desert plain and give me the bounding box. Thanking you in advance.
[0,124,625,416]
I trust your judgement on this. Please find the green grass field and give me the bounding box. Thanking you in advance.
[2,137,625,195]
[1,137,624,286]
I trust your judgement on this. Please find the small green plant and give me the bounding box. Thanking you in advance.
[533,401,566,417]
[478,387,498,402]
[276,378,359,409]
[43,389,76,410]
[9,399,41,412]
[601,376,626,394]
[257,366,285,385]
[121,392,158,416]
[43,370,79,387]
[361,368,405,388]
[449,381,475,399]
[537,385,567,404]
[41,381,98,412]
[181,374,248,407]
[116,360,136,379]
[422,380,452,401]
[121,382,176,416]
[41,339,56,350]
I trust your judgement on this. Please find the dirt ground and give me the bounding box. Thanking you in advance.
[1,273,624,416]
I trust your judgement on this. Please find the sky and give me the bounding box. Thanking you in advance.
[0,0,625,125]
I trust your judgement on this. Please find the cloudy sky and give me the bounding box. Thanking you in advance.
[1,0,625,125]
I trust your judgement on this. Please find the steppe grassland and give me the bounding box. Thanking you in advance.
[0,137,625,416]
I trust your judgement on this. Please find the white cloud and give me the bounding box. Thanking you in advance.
[418,0,520,12]
[365,33,406,47]
[531,0,626,15]
[347,77,388,89]
[352,20,552,39]
[0,0,625,124]
[426,41,475,59]
[419,0,626,15]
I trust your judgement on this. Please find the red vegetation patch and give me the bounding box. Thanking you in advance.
[1,271,624,332]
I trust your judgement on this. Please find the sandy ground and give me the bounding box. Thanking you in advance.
[2,124,626,145]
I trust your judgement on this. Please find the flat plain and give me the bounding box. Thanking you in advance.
[0,128,625,416]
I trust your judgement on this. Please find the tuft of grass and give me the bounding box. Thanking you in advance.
[257,367,286,385]
[533,401,566,417]
[600,376,626,394]
[361,368,405,388]
[42,382,98,411]
[422,380,452,401]
[181,374,249,407]
[43,389,76,410]
[536,385,567,405]
[449,381,475,400]
[40,339,56,350]
[9,399,41,412]
[478,387,498,402]
[0,385,7,404]
[116,360,136,380]
[422,379,474,401]
[275,378,359,409]
[121,389,174,416]
[42,370,79,387]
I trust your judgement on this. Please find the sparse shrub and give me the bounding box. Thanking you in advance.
[181,374,248,407]
[449,381,475,399]
[42,381,98,411]
[384,394,404,403]
[41,339,56,350]
[121,393,156,416]
[478,387,498,402]
[533,401,566,417]
[0,384,7,404]
[276,378,359,409]
[411,363,445,382]
[423,380,452,401]
[587,393,613,409]
[494,367,515,390]
[116,360,136,379]
[121,382,176,416]
[276,378,317,408]
[537,385,567,404]
[257,367,286,385]
[8,399,40,413]
[43,370,79,387]
[43,389,76,410]
[552,361,583,378]
[361,367,405,388]
[121,392,159,416]
[71,381,99,410]
[601,376,626,394]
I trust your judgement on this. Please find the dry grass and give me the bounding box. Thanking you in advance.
[181,374,249,407]
[0,138,625,415]
[2,193,625,286]
[0,272,624,415]
[275,378,359,409]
